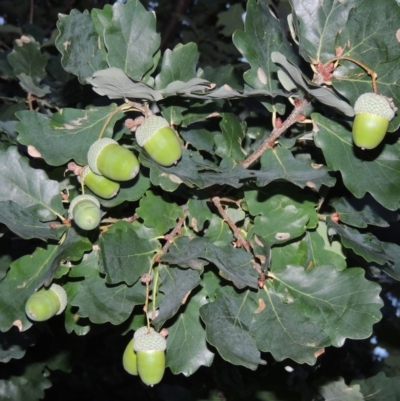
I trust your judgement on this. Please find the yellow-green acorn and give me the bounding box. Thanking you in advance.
[133,330,166,386]
[135,116,182,166]
[87,138,139,181]
[79,166,120,199]
[122,338,138,375]
[352,93,396,149]
[25,284,67,322]
[68,194,101,231]
[122,327,156,376]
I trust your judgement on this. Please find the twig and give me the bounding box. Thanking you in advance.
[240,98,309,169]
[29,0,34,24]
[212,196,251,253]
[161,0,192,51]
[323,56,378,94]
[155,206,188,262]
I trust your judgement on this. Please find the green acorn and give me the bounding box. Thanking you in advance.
[135,116,182,166]
[352,93,396,149]
[122,327,156,376]
[133,330,167,386]
[79,166,120,199]
[87,138,140,181]
[68,194,101,231]
[25,284,67,322]
[122,338,138,375]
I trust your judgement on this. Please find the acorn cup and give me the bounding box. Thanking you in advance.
[122,327,156,376]
[133,330,167,386]
[352,93,396,149]
[135,116,182,167]
[87,138,140,181]
[25,283,67,322]
[68,194,101,231]
[79,165,120,199]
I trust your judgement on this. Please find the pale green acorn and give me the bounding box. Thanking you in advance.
[68,194,101,231]
[87,138,140,181]
[135,116,182,166]
[122,327,156,376]
[25,284,67,322]
[352,93,396,149]
[133,330,167,386]
[79,166,120,199]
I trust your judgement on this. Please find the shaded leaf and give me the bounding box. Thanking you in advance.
[55,9,107,84]
[155,43,199,90]
[87,68,161,101]
[254,264,383,364]
[0,201,66,241]
[246,183,318,246]
[16,104,124,166]
[161,237,210,271]
[0,328,35,363]
[327,219,388,264]
[332,194,399,228]
[290,0,358,62]
[217,3,245,37]
[17,73,50,97]
[99,221,160,285]
[39,228,93,287]
[0,363,51,400]
[136,190,184,235]
[200,286,266,370]
[317,377,363,401]
[0,147,64,222]
[313,113,400,211]
[204,215,234,247]
[162,237,259,289]
[353,371,400,401]
[166,288,214,376]
[256,146,336,191]
[64,281,91,336]
[7,35,47,85]
[98,0,160,81]
[152,265,202,330]
[187,199,213,232]
[300,229,347,271]
[246,183,319,226]
[233,0,298,113]
[71,275,145,325]
[214,113,246,161]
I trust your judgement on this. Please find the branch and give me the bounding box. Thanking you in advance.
[212,196,251,253]
[240,98,309,169]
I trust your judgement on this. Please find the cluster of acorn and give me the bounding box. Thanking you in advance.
[122,326,167,386]
[69,115,182,231]
[25,288,167,386]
